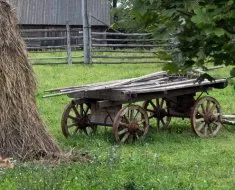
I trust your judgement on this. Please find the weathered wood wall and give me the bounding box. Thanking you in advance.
[7,0,110,26]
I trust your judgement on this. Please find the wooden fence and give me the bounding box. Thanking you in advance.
[22,26,171,65]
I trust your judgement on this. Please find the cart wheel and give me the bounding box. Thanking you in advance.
[61,100,96,138]
[112,105,149,143]
[191,96,222,137]
[143,98,171,129]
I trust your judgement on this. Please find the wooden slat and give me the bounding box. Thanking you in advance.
[92,55,157,59]
[91,32,152,36]
[92,44,169,48]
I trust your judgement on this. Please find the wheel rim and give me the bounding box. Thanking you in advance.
[61,100,96,138]
[191,96,222,137]
[143,98,171,129]
[112,105,149,143]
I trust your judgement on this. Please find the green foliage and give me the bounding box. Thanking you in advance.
[132,0,235,76]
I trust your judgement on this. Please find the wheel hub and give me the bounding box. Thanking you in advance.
[204,112,216,124]
[128,123,139,133]
[154,108,167,119]
[75,116,89,129]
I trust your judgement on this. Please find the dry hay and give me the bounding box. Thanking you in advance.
[0,0,61,160]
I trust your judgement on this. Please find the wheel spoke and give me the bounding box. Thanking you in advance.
[197,122,205,132]
[118,128,128,135]
[157,119,160,128]
[133,110,140,119]
[196,118,205,123]
[149,114,155,119]
[135,133,140,140]
[206,100,211,112]
[84,106,90,115]
[156,99,160,107]
[204,124,208,136]
[80,104,84,116]
[121,132,130,143]
[160,119,166,127]
[72,106,80,117]
[160,99,164,108]
[201,104,206,114]
[147,109,155,113]
[68,115,77,120]
[123,115,130,124]
[130,109,134,121]
[150,100,156,109]
[119,122,129,127]
[137,119,145,125]
[67,122,78,128]
[209,103,216,113]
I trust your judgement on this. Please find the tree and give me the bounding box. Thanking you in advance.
[110,0,146,32]
[133,0,235,76]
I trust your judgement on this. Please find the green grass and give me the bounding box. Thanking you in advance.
[1,64,235,190]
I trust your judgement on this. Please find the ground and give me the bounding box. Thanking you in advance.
[0,64,235,189]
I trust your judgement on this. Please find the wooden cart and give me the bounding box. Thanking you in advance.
[44,71,231,143]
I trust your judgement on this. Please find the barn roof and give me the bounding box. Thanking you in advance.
[6,0,110,26]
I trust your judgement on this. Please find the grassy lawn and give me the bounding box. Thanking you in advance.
[0,64,235,190]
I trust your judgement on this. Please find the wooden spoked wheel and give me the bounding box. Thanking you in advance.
[191,96,222,137]
[112,105,149,143]
[61,100,96,138]
[143,98,171,129]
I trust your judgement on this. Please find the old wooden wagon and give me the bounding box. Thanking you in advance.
[44,71,234,143]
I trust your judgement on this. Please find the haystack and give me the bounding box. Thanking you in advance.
[0,0,60,160]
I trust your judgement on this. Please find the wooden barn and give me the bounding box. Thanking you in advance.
[6,0,111,47]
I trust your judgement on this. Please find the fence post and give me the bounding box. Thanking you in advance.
[82,0,92,64]
[66,23,72,65]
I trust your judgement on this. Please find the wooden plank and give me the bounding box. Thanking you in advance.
[121,79,227,94]
[43,72,167,97]
[114,78,196,90]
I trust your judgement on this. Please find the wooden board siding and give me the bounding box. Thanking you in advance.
[6,0,110,26]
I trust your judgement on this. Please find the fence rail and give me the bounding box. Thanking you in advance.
[22,26,170,65]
